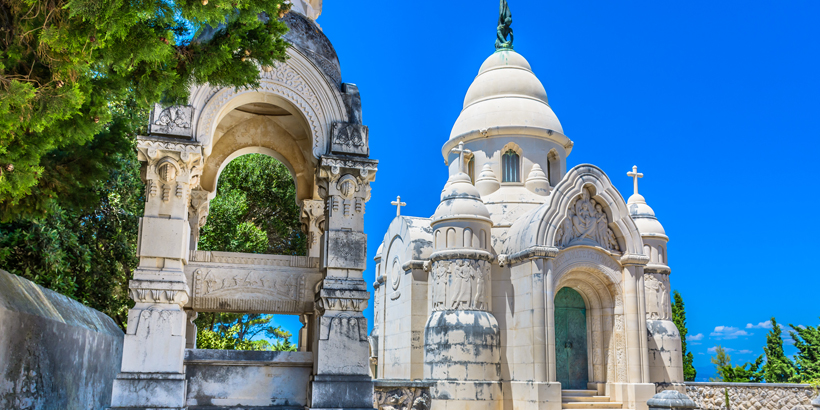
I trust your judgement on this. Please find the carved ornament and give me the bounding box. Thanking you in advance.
[555,187,620,252]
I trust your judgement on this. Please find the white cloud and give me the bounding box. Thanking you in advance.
[708,346,736,354]
[711,326,749,339]
[691,342,702,345]
[746,321,786,330]
[698,352,705,355]
[689,333,704,341]
[746,321,773,329]
[738,350,754,354]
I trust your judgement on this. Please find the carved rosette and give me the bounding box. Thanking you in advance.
[430,258,491,312]
[555,187,620,252]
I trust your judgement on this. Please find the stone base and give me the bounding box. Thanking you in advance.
[109,372,186,409]
[506,381,562,410]
[607,382,656,410]
[309,374,375,410]
[429,380,503,410]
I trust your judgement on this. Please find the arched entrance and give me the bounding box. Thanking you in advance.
[555,287,589,390]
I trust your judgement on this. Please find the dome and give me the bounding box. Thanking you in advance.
[432,173,492,223]
[628,193,667,238]
[448,50,565,142]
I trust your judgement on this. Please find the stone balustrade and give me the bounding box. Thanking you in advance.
[685,382,817,410]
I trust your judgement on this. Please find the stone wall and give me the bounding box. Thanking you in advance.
[0,269,124,410]
[685,382,817,410]
[373,380,433,410]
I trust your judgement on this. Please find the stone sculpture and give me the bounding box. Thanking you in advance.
[556,188,620,251]
[495,0,514,50]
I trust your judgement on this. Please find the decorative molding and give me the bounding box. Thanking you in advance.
[190,251,319,268]
[149,104,193,138]
[191,267,319,314]
[620,253,650,266]
[429,249,494,263]
[504,245,560,265]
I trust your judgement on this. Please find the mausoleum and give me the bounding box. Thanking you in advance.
[370,3,684,409]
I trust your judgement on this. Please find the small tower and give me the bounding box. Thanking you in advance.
[627,166,684,387]
[425,143,500,408]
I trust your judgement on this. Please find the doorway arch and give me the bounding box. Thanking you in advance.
[555,287,589,390]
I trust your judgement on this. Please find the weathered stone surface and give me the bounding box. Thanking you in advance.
[685,382,816,410]
[185,349,312,408]
[373,380,433,410]
[647,390,697,410]
[0,269,124,410]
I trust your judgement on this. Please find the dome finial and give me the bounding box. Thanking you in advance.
[495,0,514,50]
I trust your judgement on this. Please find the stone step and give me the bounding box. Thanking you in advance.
[563,396,611,402]
[562,389,598,396]
[562,402,623,409]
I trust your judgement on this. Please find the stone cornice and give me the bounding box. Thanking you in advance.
[429,249,494,263]
[644,263,671,275]
[620,253,650,266]
[500,246,561,267]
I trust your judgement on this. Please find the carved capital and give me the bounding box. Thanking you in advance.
[318,155,378,184]
[129,279,190,307]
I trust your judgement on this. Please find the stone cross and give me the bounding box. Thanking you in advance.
[391,196,406,217]
[451,141,472,174]
[627,165,643,195]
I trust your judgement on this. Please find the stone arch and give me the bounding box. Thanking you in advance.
[553,248,626,386]
[192,48,348,202]
[541,164,644,255]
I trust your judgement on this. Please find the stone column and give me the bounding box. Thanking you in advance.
[532,258,547,382]
[110,137,203,409]
[622,263,645,383]
[545,258,557,383]
[309,156,377,410]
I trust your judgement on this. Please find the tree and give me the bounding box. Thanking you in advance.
[761,317,796,383]
[710,345,764,383]
[1,0,290,218]
[198,153,306,255]
[0,113,143,328]
[671,290,697,381]
[790,319,820,383]
[195,313,296,351]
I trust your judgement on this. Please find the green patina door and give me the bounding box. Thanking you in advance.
[555,287,589,390]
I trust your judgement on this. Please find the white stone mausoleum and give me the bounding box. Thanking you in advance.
[370,47,684,410]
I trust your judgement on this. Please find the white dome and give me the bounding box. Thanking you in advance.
[628,193,667,238]
[432,173,492,223]
[449,50,564,141]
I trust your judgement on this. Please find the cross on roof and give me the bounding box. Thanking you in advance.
[450,141,472,174]
[391,195,406,217]
[627,165,643,196]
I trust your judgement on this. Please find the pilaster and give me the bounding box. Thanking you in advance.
[109,136,203,409]
[309,155,377,410]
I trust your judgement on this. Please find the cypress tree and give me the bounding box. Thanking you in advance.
[671,290,697,381]
[789,320,820,383]
[761,317,796,383]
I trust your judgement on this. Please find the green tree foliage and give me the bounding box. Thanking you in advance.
[761,317,797,383]
[789,319,820,383]
[198,153,306,255]
[671,290,697,381]
[0,113,143,328]
[710,345,764,383]
[195,313,296,351]
[0,0,290,217]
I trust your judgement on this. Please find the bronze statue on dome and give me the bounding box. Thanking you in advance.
[495,0,514,50]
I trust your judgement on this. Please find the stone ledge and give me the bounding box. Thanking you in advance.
[183,349,313,367]
[686,381,813,388]
[373,379,437,388]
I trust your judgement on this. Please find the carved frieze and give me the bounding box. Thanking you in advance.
[556,188,620,252]
[331,122,369,156]
[373,386,431,410]
[431,259,490,312]
[188,260,321,314]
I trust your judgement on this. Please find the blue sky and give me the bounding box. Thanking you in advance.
[271,0,820,379]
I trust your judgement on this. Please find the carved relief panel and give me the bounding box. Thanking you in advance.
[187,254,322,314]
[555,187,620,252]
[430,259,490,312]
[644,273,671,320]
